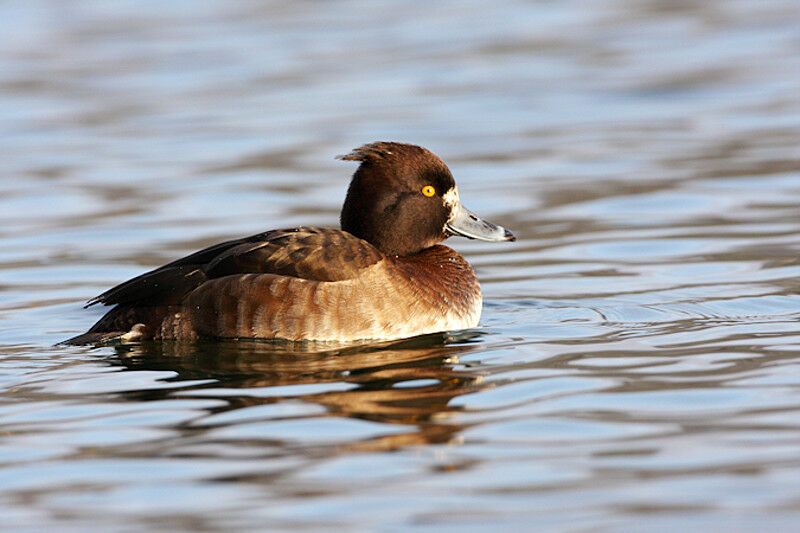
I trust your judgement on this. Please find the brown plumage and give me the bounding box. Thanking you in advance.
[65,142,514,345]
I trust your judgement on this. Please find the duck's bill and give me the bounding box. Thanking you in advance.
[446,203,515,242]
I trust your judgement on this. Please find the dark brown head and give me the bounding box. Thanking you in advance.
[338,142,514,256]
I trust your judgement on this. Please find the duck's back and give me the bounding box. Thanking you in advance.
[67,227,481,344]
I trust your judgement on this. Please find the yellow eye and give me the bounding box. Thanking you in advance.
[422,185,436,197]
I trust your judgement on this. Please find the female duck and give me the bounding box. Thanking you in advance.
[66,142,514,344]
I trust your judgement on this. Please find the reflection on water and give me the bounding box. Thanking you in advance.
[110,334,487,455]
[2,0,800,530]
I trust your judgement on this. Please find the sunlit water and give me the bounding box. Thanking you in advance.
[2,1,800,530]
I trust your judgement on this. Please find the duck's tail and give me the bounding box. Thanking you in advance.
[59,304,173,346]
[58,330,129,346]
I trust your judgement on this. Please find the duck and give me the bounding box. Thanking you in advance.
[64,142,515,345]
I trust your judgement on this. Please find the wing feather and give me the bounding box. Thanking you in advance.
[86,227,383,308]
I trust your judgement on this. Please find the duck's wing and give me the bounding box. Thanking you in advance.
[85,227,383,308]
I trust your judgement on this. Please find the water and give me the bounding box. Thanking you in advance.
[2,1,800,530]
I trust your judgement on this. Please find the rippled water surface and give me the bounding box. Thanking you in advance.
[2,1,800,530]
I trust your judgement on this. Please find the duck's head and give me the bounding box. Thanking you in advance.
[338,142,515,257]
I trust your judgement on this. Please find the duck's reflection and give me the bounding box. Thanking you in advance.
[106,333,490,452]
